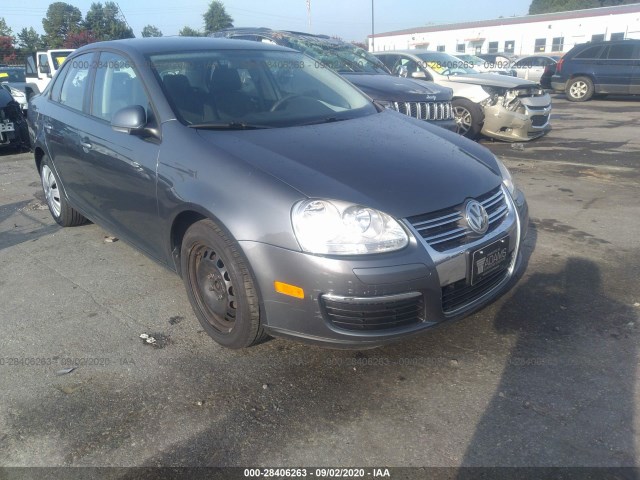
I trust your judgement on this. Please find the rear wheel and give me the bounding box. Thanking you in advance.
[40,155,87,227]
[565,76,594,102]
[452,98,483,140]
[181,219,266,349]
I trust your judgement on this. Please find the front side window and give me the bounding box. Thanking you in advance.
[535,38,546,53]
[149,50,376,127]
[57,53,93,111]
[91,52,150,122]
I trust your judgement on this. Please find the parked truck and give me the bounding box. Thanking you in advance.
[25,49,74,101]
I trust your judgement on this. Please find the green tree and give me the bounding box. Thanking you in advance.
[17,27,45,54]
[528,0,637,14]
[42,2,83,48]
[203,1,233,35]
[141,25,163,37]
[84,2,134,41]
[0,17,13,37]
[179,26,202,37]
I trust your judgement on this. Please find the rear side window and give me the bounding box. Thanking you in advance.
[604,44,636,60]
[574,45,604,59]
[58,53,93,111]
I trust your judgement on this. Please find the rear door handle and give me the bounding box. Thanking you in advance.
[44,123,53,132]
[80,140,92,150]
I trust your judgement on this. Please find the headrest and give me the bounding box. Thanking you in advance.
[209,66,242,93]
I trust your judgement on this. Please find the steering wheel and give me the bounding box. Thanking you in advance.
[270,94,303,112]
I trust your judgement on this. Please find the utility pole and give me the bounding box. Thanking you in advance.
[371,0,375,51]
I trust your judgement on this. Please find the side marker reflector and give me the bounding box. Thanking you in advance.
[274,281,304,299]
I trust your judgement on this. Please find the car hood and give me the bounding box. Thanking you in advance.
[197,111,500,218]
[342,73,453,102]
[446,73,540,89]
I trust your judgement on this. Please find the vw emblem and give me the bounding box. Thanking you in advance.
[465,200,489,234]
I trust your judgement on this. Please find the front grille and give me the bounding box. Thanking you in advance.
[407,186,508,252]
[321,293,424,331]
[441,254,513,313]
[392,101,454,121]
[531,115,549,127]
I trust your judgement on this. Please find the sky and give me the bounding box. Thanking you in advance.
[3,0,533,42]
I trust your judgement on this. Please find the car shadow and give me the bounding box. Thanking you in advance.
[457,255,639,471]
[0,200,60,252]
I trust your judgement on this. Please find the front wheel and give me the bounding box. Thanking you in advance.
[181,219,266,349]
[452,98,484,140]
[565,76,594,102]
[40,155,87,227]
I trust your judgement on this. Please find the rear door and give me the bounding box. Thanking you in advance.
[598,43,636,94]
[628,44,640,94]
[42,52,96,214]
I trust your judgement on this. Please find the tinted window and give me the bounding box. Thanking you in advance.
[91,52,150,122]
[574,45,603,59]
[57,53,93,111]
[605,44,636,60]
[50,61,72,102]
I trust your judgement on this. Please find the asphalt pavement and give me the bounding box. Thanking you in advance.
[0,95,639,472]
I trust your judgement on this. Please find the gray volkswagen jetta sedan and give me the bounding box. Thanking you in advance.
[27,38,529,349]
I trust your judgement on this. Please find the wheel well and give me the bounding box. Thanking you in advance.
[170,210,207,274]
[34,147,45,173]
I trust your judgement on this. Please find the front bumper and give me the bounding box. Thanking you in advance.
[240,187,529,348]
[481,99,552,142]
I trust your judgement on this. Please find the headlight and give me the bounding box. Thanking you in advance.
[292,199,409,255]
[496,158,516,199]
[9,87,25,98]
[375,100,395,110]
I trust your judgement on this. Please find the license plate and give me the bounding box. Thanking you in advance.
[471,236,510,285]
[0,122,14,133]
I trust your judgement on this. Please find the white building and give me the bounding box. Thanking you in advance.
[368,3,640,56]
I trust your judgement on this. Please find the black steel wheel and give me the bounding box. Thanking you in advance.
[181,219,265,348]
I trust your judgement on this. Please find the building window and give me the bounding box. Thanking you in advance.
[591,34,605,42]
[534,38,546,52]
[437,45,445,52]
[551,37,564,52]
[610,32,625,41]
[488,41,499,53]
[475,45,482,55]
[504,40,515,54]
[456,43,465,53]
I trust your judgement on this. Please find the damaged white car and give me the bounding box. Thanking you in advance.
[375,50,552,142]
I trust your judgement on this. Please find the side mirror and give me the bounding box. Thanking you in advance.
[411,71,426,79]
[112,105,147,135]
[39,64,51,75]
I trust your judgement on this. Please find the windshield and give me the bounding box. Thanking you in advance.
[415,52,479,76]
[267,33,389,74]
[150,49,377,128]
[0,68,26,82]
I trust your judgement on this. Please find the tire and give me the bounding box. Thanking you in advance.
[39,155,87,227]
[565,76,594,102]
[181,219,266,349]
[452,98,484,140]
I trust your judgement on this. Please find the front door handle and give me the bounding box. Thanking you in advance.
[44,123,53,132]
[80,141,93,150]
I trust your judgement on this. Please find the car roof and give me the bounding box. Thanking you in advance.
[72,36,294,56]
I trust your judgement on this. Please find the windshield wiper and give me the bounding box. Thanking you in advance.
[300,117,348,126]
[188,122,272,130]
